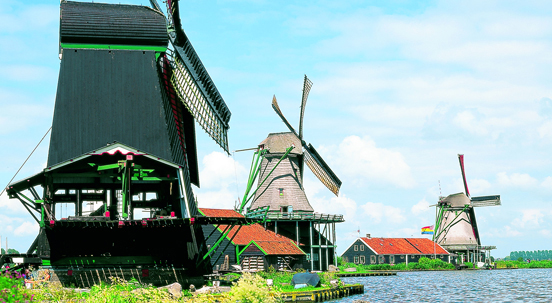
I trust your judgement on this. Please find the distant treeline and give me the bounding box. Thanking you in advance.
[507,251,552,261]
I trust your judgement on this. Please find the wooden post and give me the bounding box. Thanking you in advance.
[318,222,323,270]
[310,221,314,271]
[296,221,299,245]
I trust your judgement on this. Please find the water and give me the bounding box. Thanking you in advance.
[334,268,552,302]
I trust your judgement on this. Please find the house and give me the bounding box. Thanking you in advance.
[199,208,307,271]
[341,235,452,266]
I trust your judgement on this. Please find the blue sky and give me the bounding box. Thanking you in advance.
[2,0,552,258]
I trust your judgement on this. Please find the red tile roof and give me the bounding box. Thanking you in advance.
[254,241,304,255]
[405,238,449,255]
[200,208,303,256]
[360,238,420,255]
[220,223,292,245]
[199,208,244,218]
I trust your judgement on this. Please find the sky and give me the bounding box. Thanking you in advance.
[1,0,552,258]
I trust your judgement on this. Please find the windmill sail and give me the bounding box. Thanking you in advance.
[304,144,342,196]
[299,75,313,139]
[471,195,501,207]
[272,96,300,138]
[164,0,231,153]
[458,154,470,197]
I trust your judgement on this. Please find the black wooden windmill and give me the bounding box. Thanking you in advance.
[2,0,254,286]
[433,154,501,265]
[239,76,344,271]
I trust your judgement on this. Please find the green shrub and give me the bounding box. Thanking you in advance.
[465,262,474,268]
[224,272,279,303]
[0,271,36,302]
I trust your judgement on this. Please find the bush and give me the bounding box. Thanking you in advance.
[465,262,474,268]
[0,271,36,302]
[224,272,279,303]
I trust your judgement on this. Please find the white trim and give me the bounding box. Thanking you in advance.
[358,237,379,255]
[46,142,180,172]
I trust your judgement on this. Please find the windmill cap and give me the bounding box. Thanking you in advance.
[260,132,302,155]
[441,192,470,207]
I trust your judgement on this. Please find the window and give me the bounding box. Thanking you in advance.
[360,245,364,251]
[370,255,376,264]
[343,257,348,263]
[354,256,359,264]
[390,255,395,264]
[313,253,319,261]
[360,256,365,264]
[279,188,284,197]
[401,255,405,259]
[378,255,385,264]
[354,245,358,251]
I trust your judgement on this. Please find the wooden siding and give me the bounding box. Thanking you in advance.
[48,49,175,166]
[250,133,313,212]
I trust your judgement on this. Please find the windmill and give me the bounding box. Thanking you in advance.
[433,154,500,266]
[239,75,344,271]
[3,0,246,285]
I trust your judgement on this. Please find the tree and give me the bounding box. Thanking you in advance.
[0,248,4,254]
[6,248,19,254]
[517,257,524,262]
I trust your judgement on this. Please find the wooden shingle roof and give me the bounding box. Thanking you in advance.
[253,240,305,255]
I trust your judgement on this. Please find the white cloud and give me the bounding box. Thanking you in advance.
[199,152,247,189]
[468,178,492,195]
[324,136,415,188]
[411,198,431,215]
[496,172,538,188]
[541,176,552,189]
[310,194,357,222]
[511,209,546,229]
[195,152,247,210]
[0,192,27,213]
[361,201,406,224]
[14,221,38,237]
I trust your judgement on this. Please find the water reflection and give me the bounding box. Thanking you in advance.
[335,268,552,302]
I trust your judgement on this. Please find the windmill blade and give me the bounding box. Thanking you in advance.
[272,95,300,138]
[304,144,342,196]
[164,0,232,153]
[458,154,470,197]
[298,75,313,140]
[471,195,501,207]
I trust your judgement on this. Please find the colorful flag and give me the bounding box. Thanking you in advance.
[421,225,434,235]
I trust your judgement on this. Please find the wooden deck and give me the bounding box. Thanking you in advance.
[336,271,397,277]
[281,284,364,302]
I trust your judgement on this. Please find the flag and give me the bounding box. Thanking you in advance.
[421,225,434,235]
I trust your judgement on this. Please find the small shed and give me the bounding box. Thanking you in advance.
[240,240,306,271]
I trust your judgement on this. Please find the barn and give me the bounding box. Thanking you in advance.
[199,208,306,271]
[341,235,452,265]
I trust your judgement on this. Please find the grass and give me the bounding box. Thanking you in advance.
[338,257,455,272]
[1,268,353,302]
[496,260,552,269]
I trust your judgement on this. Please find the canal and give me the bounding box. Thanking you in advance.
[335,268,552,302]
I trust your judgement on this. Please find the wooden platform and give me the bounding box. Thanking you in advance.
[281,285,364,302]
[336,271,397,277]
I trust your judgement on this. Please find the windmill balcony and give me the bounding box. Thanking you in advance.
[264,212,344,223]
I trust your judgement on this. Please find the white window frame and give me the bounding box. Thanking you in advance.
[370,255,376,264]
[354,256,359,264]
[354,245,358,251]
[360,245,364,251]
[360,256,365,264]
